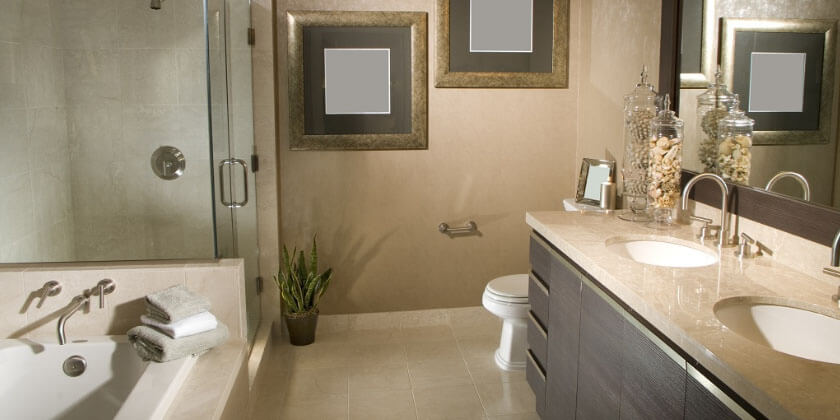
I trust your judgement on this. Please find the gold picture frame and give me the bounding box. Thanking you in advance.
[719,18,836,145]
[286,11,428,150]
[679,0,716,88]
[434,0,569,88]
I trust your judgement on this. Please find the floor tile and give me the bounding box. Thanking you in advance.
[278,394,349,420]
[350,365,412,392]
[484,413,540,420]
[283,366,349,404]
[408,356,471,380]
[349,389,417,420]
[406,339,462,363]
[474,380,535,416]
[413,384,485,420]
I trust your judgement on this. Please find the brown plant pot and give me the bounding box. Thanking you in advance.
[284,310,319,346]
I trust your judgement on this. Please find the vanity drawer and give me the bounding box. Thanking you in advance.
[529,235,552,284]
[526,349,547,418]
[527,310,548,366]
[528,273,549,325]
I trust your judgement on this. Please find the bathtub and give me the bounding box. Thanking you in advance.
[0,336,196,420]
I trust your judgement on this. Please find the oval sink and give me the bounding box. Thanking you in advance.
[714,296,840,365]
[606,237,718,268]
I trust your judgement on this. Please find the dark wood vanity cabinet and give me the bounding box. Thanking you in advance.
[527,233,745,420]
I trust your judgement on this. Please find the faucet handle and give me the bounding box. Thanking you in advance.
[690,216,719,240]
[95,279,116,309]
[735,233,756,259]
[38,281,62,308]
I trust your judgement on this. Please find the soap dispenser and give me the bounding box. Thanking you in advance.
[600,176,617,210]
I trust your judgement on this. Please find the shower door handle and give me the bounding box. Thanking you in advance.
[218,158,249,208]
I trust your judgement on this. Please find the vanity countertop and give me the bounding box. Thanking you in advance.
[526,210,840,420]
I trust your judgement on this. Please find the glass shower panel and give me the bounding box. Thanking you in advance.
[208,0,261,343]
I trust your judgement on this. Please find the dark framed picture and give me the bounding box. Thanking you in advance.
[435,0,569,88]
[286,11,428,150]
[720,18,837,145]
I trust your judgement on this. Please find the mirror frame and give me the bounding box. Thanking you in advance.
[660,0,840,247]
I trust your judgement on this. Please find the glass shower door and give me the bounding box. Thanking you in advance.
[207,0,261,343]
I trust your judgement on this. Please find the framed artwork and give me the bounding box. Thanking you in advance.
[575,158,616,206]
[679,0,716,88]
[286,11,428,150]
[720,18,836,145]
[435,0,569,88]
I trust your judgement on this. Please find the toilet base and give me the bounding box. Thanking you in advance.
[495,348,526,370]
[493,317,528,371]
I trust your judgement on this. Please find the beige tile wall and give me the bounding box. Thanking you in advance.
[0,259,246,341]
[0,0,75,263]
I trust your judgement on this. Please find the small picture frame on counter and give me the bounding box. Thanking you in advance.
[575,158,616,207]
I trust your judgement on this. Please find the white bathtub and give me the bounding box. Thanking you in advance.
[0,336,196,420]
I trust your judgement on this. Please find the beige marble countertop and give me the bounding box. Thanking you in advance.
[526,210,840,420]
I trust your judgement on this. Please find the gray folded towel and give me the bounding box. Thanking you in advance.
[145,285,211,323]
[127,322,229,363]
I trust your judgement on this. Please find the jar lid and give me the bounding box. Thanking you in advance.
[697,67,736,108]
[652,94,684,128]
[625,66,658,102]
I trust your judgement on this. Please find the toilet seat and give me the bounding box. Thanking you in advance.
[484,274,529,304]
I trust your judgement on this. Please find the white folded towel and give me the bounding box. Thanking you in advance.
[140,311,218,339]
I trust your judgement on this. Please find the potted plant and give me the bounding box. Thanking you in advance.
[273,236,333,346]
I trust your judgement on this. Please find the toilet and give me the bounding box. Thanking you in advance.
[482,274,530,370]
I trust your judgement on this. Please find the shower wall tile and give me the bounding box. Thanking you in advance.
[63,49,121,105]
[119,49,178,105]
[67,104,123,161]
[27,107,69,171]
[50,0,117,50]
[21,0,57,47]
[23,45,63,108]
[117,0,175,49]
[0,173,34,244]
[0,0,23,43]
[0,42,23,86]
[176,49,208,105]
[0,109,29,174]
[174,0,206,50]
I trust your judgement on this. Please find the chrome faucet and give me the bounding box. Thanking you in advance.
[765,171,811,201]
[57,292,90,345]
[681,173,732,248]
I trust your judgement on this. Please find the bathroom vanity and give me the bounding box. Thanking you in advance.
[525,211,840,420]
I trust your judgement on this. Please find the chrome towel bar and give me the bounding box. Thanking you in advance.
[439,221,477,235]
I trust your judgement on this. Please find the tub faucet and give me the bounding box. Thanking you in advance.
[826,230,840,307]
[57,292,90,345]
[681,173,732,248]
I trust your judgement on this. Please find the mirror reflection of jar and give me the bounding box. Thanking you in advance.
[648,94,684,225]
[717,98,754,184]
[620,66,659,221]
[696,68,737,173]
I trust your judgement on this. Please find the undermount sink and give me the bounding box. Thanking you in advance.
[605,237,718,268]
[714,296,840,365]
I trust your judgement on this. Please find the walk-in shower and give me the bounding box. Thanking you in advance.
[0,0,260,342]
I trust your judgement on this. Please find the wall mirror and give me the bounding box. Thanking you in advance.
[662,0,840,246]
[666,0,840,209]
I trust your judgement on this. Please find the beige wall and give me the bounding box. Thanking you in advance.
[680,0,840,206]
[576,0,662,190]
[259,0,662,315]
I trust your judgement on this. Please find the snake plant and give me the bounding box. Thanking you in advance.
[274,236,333,315]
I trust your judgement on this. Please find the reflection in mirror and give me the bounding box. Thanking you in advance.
[676,0,840,208]
[576,158,616,206]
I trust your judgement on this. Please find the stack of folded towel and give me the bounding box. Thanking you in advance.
[127,285,229,362]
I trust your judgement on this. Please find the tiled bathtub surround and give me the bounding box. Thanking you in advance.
[0,259,246,341]
[251,307,538,420]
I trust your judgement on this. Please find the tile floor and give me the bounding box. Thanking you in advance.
[250,307,538,420]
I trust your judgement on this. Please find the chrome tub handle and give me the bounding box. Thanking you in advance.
[438,221,477,235]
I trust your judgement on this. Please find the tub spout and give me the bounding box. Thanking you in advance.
[57,293,90,345]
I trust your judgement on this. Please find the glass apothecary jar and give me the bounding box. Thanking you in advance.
[619,66,659,222]
[717,97,754,184]
[696,69,737,173]
[648,95,684,225]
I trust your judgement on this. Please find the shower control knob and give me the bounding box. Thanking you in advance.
[38,281,62,308]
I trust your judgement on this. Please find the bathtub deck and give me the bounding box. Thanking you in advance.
[250,307,538,420]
